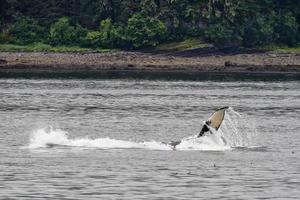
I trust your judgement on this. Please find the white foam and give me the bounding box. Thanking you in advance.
[27,107,257,151]
[28,126,171,150]
[27,126,230,151]
[175,132,231,151]
[28,126,69,149]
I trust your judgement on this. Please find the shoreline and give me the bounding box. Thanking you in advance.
[1,52,300,77]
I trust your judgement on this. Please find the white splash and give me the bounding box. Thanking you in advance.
[218,107,258,147]
[175,133,230,151]
[28,126,171,150]
[27,126,230,151]
[27,107,257,151]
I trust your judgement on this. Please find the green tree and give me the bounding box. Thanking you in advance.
[9,17,45,44]
[1,0,300,48]
[84,18,125,48]
[275,12,299,45]
[49,17,87,45]
[240,14,276,47]
[205,21,238,47]
[84,31,103,47]
[126,13,167,48]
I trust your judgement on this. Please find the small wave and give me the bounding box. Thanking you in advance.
[233,146,268,152]
[27,126,230,151]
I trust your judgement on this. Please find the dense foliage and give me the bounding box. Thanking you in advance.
[126,13,167,48]
[49,17,87,45]
[9,17,45,44]
[1,0,300,49]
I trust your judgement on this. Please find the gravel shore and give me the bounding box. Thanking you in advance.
[0,51,300,75]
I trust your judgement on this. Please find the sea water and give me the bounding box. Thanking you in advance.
[0,78,299,199]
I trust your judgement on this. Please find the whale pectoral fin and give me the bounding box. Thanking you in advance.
[163,140,181,150]
[169,140,181,147]
[45,143,56,148]
[168,140,182,150]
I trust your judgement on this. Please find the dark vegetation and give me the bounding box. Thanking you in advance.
[1,0,300,50]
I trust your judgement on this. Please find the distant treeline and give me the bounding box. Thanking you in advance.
[1,0,300,49]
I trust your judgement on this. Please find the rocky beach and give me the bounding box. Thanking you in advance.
[0,51,300,76]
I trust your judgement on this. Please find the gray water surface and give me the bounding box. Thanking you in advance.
[0,78,299,199]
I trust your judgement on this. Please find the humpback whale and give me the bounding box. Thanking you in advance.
[169,106,229,149]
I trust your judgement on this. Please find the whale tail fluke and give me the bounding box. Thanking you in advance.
[168,106,229,149]
[198,106,229,137]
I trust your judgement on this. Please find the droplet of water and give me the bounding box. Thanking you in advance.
[219,107,258,147]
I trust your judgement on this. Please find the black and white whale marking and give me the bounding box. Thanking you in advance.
[168,106,229,149]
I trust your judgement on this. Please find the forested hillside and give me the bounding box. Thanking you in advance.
[1,0,300,49]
